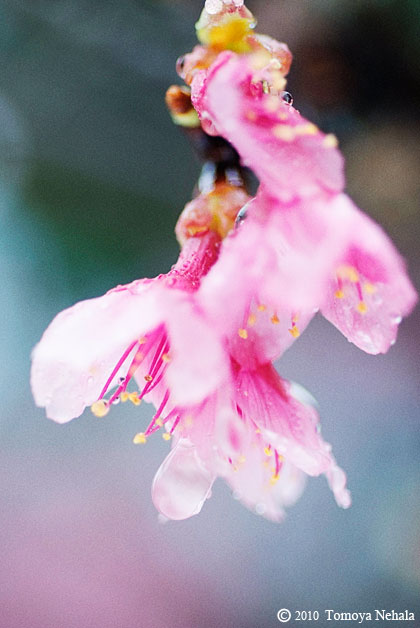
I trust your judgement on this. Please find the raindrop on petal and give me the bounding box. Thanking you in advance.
[281,91,293,106]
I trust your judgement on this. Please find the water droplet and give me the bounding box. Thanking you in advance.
[176,56,186,78]
[235,205,248,228]
[281,91,293,106]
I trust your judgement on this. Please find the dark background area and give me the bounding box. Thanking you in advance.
[1,1,419,627]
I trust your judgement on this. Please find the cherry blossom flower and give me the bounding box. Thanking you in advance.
[31,179,251,423]
[190,48,417,354]
[30,230,227,423]
[152,359,350,522]
[31,178,350,521]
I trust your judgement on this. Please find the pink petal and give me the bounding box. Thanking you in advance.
[151,439,215,520]
[235,365,351,508]
[226,453,306,522]
[320,195,417,353]
[198,191,354,365]
[31,284,161,422]
[192,51,344,199]
[31,280,227,422]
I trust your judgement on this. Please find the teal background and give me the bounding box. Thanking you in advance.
[1,1,419,627]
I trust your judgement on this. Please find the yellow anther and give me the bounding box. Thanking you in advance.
[364,282,377,294]
[248,313,257,326]
[246,110,257,121]
[91,400,109,418]
[162,432,171,441]
[120,391,129,402]
[255,428,261,434]
[238,455,246,464]
[155,418,163,427]
[138,336,147,345]
[264,446,273,457]
[162,353,171,363]
[323,133,339,148]
[357,301,368,314]
[271,314,280,324]
[144,374,153,382]
[133,432,147,445]
[334,289,344,299]
[238,328,248,339]
[337,265,359,282]
[273,124,295,142]
[257,304,267,312]
[129,392,141,406]
[270,474,280,486]
[295,123,318,136]
[288,326,300,338]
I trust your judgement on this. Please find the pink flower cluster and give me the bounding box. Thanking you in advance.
[31,2,417,522]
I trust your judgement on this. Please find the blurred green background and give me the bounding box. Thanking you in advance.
[1,1,419,627]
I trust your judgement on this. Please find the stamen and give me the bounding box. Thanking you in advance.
[238,328,248,339]
[91,400,109,418]
[133,432,147,445]
[264,445,273,457]
[162,433,171,441]
[98,340,137,400]
[270,314,280,324]
[357,302,368,314]
[364,282,376,294]
[128,391,141,406]
[170,416,181,435]
[248,313,257,326]
[144,374,153,382]
[323,134,338,148]
[288,325,300,338]
[257,304,267,311]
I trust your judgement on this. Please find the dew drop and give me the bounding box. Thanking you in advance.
[176,55,186,78]
[235,205,248,228]
[281,91,293,106]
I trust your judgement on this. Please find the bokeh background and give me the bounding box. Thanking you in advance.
[1,1,419,627]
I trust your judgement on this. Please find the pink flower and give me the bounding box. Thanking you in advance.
[31,182,350,521]
[152,358,350,522]
[191,51,417,353]
[31,230,227,423]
